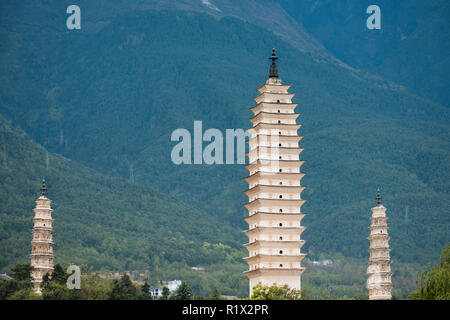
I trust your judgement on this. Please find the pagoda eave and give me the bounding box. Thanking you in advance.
[244,268,305,276]
[245,171,305,180]
[244,240,306,249]
[257,83,291,93]
[249,122,301,132]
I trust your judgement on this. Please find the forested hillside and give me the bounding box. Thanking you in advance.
[0,115,248,296]
[0,3,448,298]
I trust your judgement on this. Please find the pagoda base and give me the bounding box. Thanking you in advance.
[246,268,304,296]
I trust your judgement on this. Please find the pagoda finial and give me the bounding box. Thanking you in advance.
[40,178,47,197]
[269,48,279,78]
[376,188,382,206]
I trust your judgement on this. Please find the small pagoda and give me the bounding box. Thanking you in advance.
[30,179,55,293]
[367,189,392,300]
[243,49,306,296]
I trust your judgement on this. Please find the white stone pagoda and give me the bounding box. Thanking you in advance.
[367,189,392,300]
[30,179,55,293]
[244,49,306,296]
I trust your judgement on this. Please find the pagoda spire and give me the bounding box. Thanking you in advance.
[244,49,306,297]
[30,179,55,294]
[40,178,47,197]
[367,189,392,300]
[268,48,279,78]
[376,188,382,206]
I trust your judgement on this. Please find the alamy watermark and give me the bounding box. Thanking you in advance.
[366,5,381,30]
[66,264,81,289]
[66,5,81,30]
[170,121,281,170]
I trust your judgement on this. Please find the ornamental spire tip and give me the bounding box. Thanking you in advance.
[40,178,47,197]
[376,188,382,206]
[269,48,279,78]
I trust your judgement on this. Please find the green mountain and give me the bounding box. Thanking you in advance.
[0,3,448,297]
[275,0,450,107]
[0,114,248,296]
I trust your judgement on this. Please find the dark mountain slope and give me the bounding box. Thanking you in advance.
[276,0,450,107]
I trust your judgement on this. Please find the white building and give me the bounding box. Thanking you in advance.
[149,280,182,299]
[167,279,182,292]
[149,286,163,299]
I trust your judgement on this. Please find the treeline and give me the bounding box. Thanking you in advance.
[0,263,224,300]
[1,244,448,300]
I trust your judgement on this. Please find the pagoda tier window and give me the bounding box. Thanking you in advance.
[279,223,283,227]
[279,250,283,254]
[279,236,283,240]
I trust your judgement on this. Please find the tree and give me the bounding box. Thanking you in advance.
[40,265,85,300]
[160,286,170,300]
[40,272,51,292]
[0,263,34,300]
[209,286,222,300]
[8,288,41,300]
[109,274,137,300]
[41,281,73,300]
[172,282,193,300]
[408,244,450,300]
[80,273,113,300]
[51,264,68,285]
[0,279,19,300]
[137,282,152,300]
[250,283,303,300]
[11,263,33,283]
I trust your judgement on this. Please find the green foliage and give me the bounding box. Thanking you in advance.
[160,286,170,300]
[8,288,41,300]
[138,282,153,300]
[109,274,137,300]
[408,244,450,300]
[79,273,113,300]
[51,264,68,285]
[0,115,246,296]
[208,286,223,300]
[0,262,34,300]
[172,282,194,300]
[250,283,303,300]
[40,264,84,300]
[11,263,33,283]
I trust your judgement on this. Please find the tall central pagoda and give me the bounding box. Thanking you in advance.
[243,49,306,296]
[30,179,55,294]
